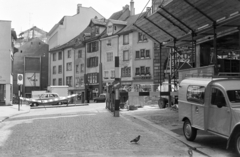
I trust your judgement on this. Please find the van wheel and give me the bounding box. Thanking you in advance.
[183,119,197,141]
[234,133,240,155]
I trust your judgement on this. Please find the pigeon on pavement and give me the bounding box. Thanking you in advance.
[130,135,141,143]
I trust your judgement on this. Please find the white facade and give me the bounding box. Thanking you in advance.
[47,5,104,50]
[0,20,13,105]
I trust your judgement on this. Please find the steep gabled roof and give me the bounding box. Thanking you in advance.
[117,12,147,35]
[109,5,130,20]
[19,26,47,36]
[49,27,91,52]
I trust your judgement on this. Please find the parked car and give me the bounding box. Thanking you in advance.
[30,93,69,107]
[93,93,106,103]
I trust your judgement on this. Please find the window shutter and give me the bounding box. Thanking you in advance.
[96,57,98,66]
[96,41,99,51]
[136,51,139,58]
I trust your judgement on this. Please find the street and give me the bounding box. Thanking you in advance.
[0,103,204,157]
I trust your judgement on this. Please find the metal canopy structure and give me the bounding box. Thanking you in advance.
[135,0,240,45]
[134,0,240,105]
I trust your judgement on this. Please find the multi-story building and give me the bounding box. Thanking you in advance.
[49,27,91,99]
[13,38,49,98]
[48,4,104,89]
[100,6,130,91]
[85,18,107,99]
[0,20,17,105]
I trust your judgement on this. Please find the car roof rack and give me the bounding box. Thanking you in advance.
[185,72,240,79]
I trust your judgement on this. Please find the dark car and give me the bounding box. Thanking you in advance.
[93,93,106,103]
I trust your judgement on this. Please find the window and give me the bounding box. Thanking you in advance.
[121,67,131,77]
[136,68,140,75]
[187,85,205,104]
[104,71,109,78]
[211,88,226,106]
[123,50,129,61]
[67,50,71,58]
[140,49,145,58]
[53,53,56,61]
[58,65,62,74]
[107,52,113,62]
[87,41,99,53]
[123,34,129,45]
[53,66,56,74]
[53,79,56,85]
[107,39,111,46]
[58,78,62,85]
[111,70,115,78]
[66,62,72,71]
[96,26,99,34]
[87,73,98,84]
[146,50,150,58]
[76,64,79,73]
[78,50,82,58]
[227,90,240,103]
[138,32,148,42]
[87,57,98,67]
[140,66,145,75]
[80,64,84,72]
[66,76,72,87]
[146,67,150,75]
[136,51,140,59]
[58,52,62,60]
[114,26,117,31]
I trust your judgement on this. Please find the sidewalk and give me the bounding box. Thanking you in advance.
[120,105,237,157]
[0,104,30,122]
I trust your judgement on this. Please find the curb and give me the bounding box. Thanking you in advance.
[0,107,31,123]
[30,103,89,109]
[121,113,210,157]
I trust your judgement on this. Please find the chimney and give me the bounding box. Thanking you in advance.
[146,7,151,16]
[77,4,82,14]
[130,0,135,15]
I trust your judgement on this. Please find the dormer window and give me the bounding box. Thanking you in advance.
[96,26,99,34]
[114,26,117,31]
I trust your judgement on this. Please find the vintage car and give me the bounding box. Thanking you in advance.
[93,93,106,103]
[30,93,69,107]
[178,77,240,155]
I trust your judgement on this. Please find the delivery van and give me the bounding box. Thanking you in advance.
[178,76,240,155]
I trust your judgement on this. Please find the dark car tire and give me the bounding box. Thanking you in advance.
[234,132,240,156]
[32,102,39,107]
[183,119,197,141]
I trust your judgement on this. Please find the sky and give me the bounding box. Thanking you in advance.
[0,0,151,36]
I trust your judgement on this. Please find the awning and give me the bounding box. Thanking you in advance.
[134,0,240,46]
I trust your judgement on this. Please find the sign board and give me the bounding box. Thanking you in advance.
[112,78,121,89]
[17,74,23,85]
[25,73,40,87]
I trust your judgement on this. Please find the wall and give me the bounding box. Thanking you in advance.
[74,47,85,90]
[0,21,11,84]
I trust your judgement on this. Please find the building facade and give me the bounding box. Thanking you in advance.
[13,38,49,98]
[0,20,16,105]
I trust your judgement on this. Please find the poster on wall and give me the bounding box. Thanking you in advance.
[25,73,40,87]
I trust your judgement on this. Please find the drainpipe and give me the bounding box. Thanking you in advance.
[99,39,102,95]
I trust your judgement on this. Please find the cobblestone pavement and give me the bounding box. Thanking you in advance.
[0,103,204,157]
[121,106,238,157]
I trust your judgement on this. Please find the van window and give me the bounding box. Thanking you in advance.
[227,90,240,103]
[211,88,226,107]
[187,85,205,104]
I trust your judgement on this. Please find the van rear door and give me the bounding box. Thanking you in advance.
[187,85,205,129]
